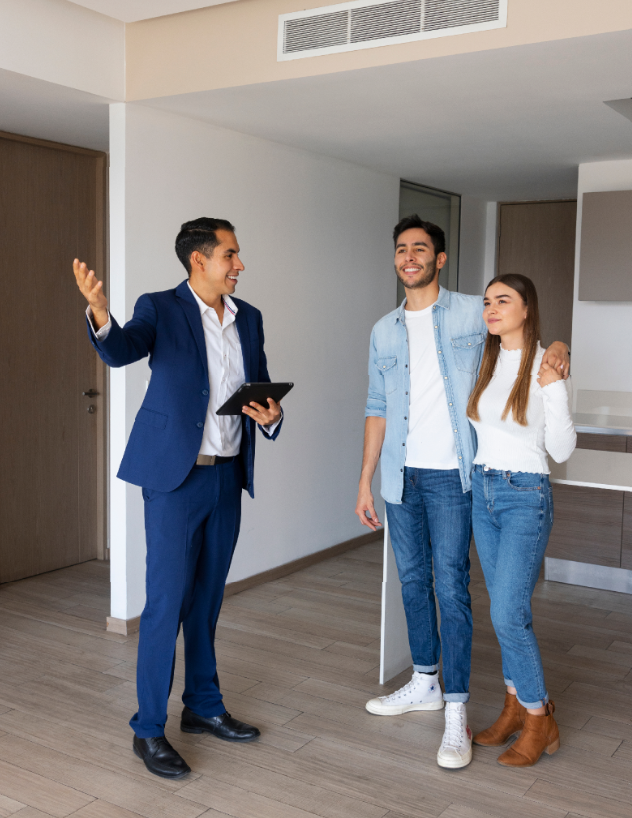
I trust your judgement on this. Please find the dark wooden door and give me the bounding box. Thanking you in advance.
[497,201,577,348]
[0,133,106,583]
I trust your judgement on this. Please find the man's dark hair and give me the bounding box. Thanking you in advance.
[175,217,236,275]
[393,214,446,257]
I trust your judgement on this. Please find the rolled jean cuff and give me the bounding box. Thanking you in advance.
[444,692,470,703]
[413,663,439,673]
[517,692,549,709]
[505,680,549,709]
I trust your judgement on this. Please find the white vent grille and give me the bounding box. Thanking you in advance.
[284,11,348,53]
[351,0,421,43]
[424,0,500,31]
[279,0,507,60]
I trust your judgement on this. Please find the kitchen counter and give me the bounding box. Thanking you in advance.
[574,413,632,436]
[546,446,632,594]
[549,448,632,492]
[544,390,632,593]
[573,389,632,435]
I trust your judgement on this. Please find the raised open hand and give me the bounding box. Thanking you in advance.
[73,259,109,328]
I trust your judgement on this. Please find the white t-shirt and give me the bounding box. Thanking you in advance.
[404,304,459,470]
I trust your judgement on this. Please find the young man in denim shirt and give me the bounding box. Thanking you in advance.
[356,215,569,769]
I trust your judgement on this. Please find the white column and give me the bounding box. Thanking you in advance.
[482,201,498,287]
[108,103,147,622]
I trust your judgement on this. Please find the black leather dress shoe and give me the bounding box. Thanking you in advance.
[133,735,191,779]
[181,707,260,742]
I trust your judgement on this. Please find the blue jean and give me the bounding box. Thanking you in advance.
[130,460,242,738]
[386,468,472,702]
[471,465,553,709]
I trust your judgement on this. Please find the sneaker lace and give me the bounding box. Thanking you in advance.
[443,707,464,747]
[387,675,419,701]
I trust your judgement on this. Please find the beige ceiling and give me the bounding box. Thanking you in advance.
[67,0,237,23]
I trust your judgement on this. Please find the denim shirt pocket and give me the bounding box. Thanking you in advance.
[376,356,398,395]
[451,333,486,373]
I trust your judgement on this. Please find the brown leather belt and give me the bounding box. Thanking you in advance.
[196,454,235,466]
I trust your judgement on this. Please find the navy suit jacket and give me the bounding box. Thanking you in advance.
[87,279,281,496]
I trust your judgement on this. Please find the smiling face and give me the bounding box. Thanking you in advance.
[394,227,446,290]
[483,281,528,346]
[190,230,245,298]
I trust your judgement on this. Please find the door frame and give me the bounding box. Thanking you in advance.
[398,179,461,301]
[0,129,109,561]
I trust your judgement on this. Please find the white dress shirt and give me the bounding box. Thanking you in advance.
[188,285,245,456]
[88,283,280,458]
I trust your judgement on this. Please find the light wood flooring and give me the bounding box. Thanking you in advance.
[0,542,632,818]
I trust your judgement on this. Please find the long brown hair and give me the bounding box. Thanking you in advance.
[466,274,541,427]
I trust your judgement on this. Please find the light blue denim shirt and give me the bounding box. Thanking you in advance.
[365,287,486,502]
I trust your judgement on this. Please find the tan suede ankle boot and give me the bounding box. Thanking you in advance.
[473,692,526,747]
[497,701,560,767]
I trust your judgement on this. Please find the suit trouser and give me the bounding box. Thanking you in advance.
[130,459,242,738]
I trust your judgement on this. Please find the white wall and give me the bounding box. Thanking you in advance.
[0,0,124,99]
[458,197,497,296]
[458,196,486,295]
[570,159,632,393]
[109,102,399,620]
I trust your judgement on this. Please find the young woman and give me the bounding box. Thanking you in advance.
[466,274,576,768]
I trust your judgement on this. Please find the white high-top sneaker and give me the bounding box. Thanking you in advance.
[366,671,444,716]
[436,702,472,768]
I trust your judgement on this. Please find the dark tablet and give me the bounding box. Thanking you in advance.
[216,382,294,416]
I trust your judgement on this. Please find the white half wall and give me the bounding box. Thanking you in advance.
[108,102,399,620]
[571,159,632,393]
[0,0,124,99]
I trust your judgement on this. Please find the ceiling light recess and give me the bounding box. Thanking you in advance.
[278,0,507,61]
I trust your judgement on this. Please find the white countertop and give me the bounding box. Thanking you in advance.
[574,390,632,435]
[550,448,632,492]
[574,413,632,435]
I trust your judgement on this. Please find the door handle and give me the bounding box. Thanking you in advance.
[82,389,99,398]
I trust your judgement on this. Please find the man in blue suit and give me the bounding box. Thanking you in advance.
[74,218,283,780]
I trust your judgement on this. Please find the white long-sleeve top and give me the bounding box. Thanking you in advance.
[470,343,576,474]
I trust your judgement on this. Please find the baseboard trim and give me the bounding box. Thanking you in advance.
[104,530,382,632]
[106,615,141,635]
[224,530,382,598]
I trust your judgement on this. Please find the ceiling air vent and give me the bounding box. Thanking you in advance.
[424,0,501,31]
[279,0,507,61]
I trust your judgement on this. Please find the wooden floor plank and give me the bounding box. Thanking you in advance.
[0,757,94,817]
[0,735,207,818]
[525,777,632,818]
[0,794,26,818]
[2,543,632,817]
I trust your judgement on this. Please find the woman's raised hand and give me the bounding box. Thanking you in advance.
[537,362,562,388]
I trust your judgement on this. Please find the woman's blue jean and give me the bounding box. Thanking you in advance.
[471,465,553,709]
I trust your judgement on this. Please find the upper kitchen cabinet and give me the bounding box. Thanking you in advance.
[579,190,632,301]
